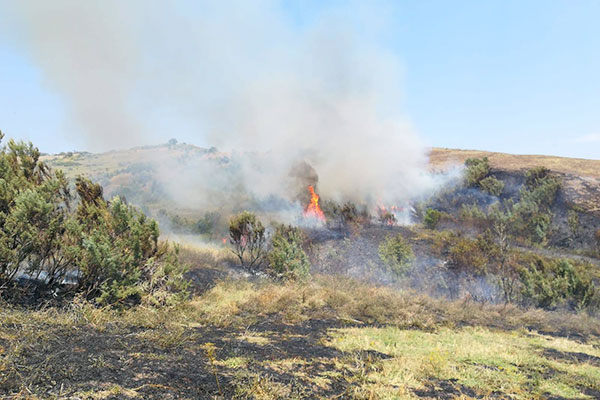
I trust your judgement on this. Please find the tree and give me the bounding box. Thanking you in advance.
[229,211,267,270]
[267,225,310,281]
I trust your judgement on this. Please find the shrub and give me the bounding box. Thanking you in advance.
[520,258,596,311]
[377,207,396,226]
[423,208,441,230]
[229,211,267,270]
[567,210,579,237]
[464,157,490,187]
[479,176,505,197]
[267,225,310,281]
[378,234,414,276]
[0,133,187,305]
[447,236,490,276]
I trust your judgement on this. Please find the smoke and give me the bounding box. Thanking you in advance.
[3,0,437,207]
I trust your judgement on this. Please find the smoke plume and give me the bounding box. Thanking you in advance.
[2,1,436,207]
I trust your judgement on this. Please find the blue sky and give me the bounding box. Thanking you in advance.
[0,1,599,159]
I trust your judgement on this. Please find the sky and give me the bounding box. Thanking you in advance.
[0,0,599,160]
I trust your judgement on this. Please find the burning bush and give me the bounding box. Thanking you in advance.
[267,224,310,281]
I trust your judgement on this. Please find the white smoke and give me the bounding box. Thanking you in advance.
[2,0,437,206]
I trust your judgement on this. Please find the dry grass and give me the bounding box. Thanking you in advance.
[429,147,600,177]
[188,276,600,338]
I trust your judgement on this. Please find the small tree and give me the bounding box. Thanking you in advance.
[378,234,414,276]
[229,211,266,270]
[423,208,441,230]
[267,225,310,281]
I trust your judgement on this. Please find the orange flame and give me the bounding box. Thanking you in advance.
[304,185,326,221]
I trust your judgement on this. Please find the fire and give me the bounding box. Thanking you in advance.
[304,185,326,221]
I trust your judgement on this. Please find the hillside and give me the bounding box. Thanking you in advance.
[3,137,600,399]
[429,148,600,216]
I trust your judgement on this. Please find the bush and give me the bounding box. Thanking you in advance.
[0,133,187,306]
[229,211,267,270]
[423,208,441,230]
[464,157,490,187]
[479,176,505,197]
[267,225,310,281]
[447,236,491,276]
[520,258,596,311]
[378,234,414,276]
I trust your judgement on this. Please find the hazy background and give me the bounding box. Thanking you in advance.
[0,0,599,161]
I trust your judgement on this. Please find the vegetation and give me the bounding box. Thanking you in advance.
[479,175,505,196]
[423,208,441,230]
[0,133,187,305]
[520,258,596,311]
[378,234,414,276]
[228,211,267,270]
[267,224,310,281]
[464,156,491,187]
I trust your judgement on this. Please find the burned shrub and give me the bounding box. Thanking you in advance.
[378,234,414,276]
[377,208,397,226]
[267,224,310,281]
[322,200,366,232]
[229,211,267,270]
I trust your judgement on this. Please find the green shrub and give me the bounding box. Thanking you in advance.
[520,258,596,311]
[479,176,505,196]
[378,234,414,276]
[464,157,490,187]
[0,133,187,306]
[423,208,441,230]
[447,236,491,276]
[267,225,310,281]
[229,211,267,270]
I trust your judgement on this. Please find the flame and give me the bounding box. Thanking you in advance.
[304,185,326,221]
[377,204,397,226]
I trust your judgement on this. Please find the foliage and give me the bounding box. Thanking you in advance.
[520,258,596,311]
[378,234,414,276]
[512,167,561,244]
[228,211,267,270]
[447,235,491,275]
[567,210,579,239]
[423,208,441,230]
[0,133,187,305]
[267,225,310,281]
[479,176,505,196]
[322,200,367,231]
[464,157,490,187]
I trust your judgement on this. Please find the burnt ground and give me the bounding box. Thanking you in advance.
[3,309,599,400]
